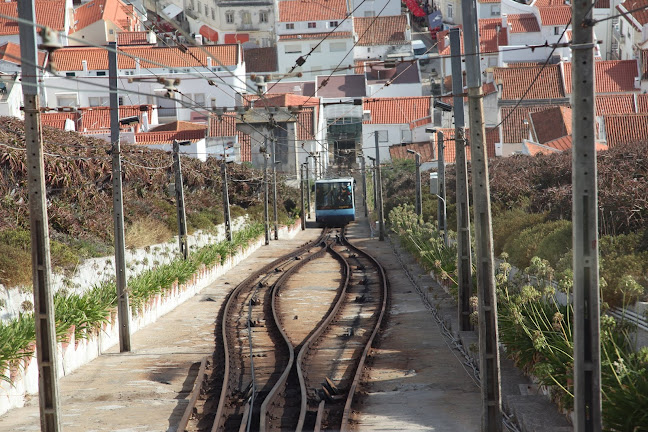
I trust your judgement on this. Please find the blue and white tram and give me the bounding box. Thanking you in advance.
[314,178,356,226]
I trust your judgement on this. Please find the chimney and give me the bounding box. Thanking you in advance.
[135,57,140,74]
[82,59,88,73]
[501,14,508,33]
[146,31,157,44]
[207,57,212,68]
[141,112,149,131]
[195,34,203,45]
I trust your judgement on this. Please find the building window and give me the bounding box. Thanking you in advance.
[401,129,412,142]
[260,11,268,23]
[204,4,208,15]
[56,93,77,107]
[194,93,205,106]
[377,130,388,142]
[311,43,321,53]
[329,21,339,27]
[88,96,109,106]
[308,22,316,28]
[242,12,251,25]
[285,44,301,54]
[66,72,75,77]
[212,8,215,20]
[447,4,453,19]
[364,11,374,16]
[330,42,346,52]
[197,1,202,13]
[554,26,561,35]
[118,96,124,106]
[286,23,294,29]
[491,4,500,16]
[226,12,234,23]
[96,71,106,76]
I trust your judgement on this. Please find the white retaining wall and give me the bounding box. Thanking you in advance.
[0,220,302,416]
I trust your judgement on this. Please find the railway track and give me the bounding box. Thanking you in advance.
[179,227,389,432]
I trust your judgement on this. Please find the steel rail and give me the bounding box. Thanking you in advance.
[339,228,390,432]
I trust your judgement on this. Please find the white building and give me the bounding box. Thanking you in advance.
[0,0,73,47]
[68,0,141,47]
[352,15,412,61]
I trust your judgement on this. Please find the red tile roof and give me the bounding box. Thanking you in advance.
[478,0,501,3]
[150,121,207,132]
[247,93,320,109]
[439,19,507,56]
[135,129,206,144]
[563,60,639,94]
[363,97,431,124]
[603,113,648,147]
[73,0,136,33]
[117,31,151,45]
[499,103,569,143]
[278,0,347,22]
[244,47,278,73]
[594,0,610,8]
[78,105,153,131]
[493,64,566,100]
[636,94,648,112]
[525,141,561,155]
[0,0,67,35]
[529,106,572,143]
[354,15,408,46]
[52,44,240,70]
[507,14,541,33]
[279,32,352,40]
[595,94,635,116]
[538,6,571,26]
[41,112,78,129]
[0,42,46,66]
[389,127,497,162]
[544,135,573,150]
[616,0,648,30]
[534,0,569,6]
[208,113,253,162]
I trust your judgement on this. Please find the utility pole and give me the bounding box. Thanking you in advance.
[109,41,132,353]
[300,164,306,230]
[221,160,232,242]
[263,143,270,245]
[361,156,368,217]
[305,160,311,219]
[172,140,188,258]
[450,27,474,332]
[572,1,601,429]
[374,131,385,241]
[271,135,279,240]
[19,1,61,429]
[437,131,447,246]
[407,150,422,220]
[462,0,502,427]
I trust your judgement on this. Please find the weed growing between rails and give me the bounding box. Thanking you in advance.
[0,223,264,384]
[388,204,648,431]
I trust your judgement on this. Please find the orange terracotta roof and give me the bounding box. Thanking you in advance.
[117,31,151,45]
[478,0,501,3]
[150,121,207,132]
[538,6,571,25]
[278,0,347,22]
[493,64,565,100]
[73,0,136,33]
[595,94,635,116]
[563,60,639,94]
[529,106,572,143]
[594,0,610,8]
[0,0,67,35]
[603,113,648,147]
[508,14,540,33]
[52,44,239,71]
[534,0,569,6]
[78,105,153,131]
[354,15,408,46]
[616,0,648,30]
[41,112,78,129]
[279,32,352,40]
[636,94,648,112]
[525,141,561,155]
[135,129,206,144]
[389,127,497,163]
[363,97,431,124]
[439,19,506,56]
[244,47,278,73]
[0,42,46,66]
[247,93,320,109]
[208,113,253,162]
[544,135,572,150]
[499,103,569,143]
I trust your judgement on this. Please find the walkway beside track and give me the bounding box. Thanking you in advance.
[0,215,487,431]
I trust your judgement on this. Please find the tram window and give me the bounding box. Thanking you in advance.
[316,182,353,209]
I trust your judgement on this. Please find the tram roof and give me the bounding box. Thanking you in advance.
[315,177,355,184]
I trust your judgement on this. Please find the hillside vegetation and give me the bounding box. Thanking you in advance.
[0,117,300,287]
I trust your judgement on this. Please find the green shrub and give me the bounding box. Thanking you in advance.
[493,209,546,256]
[503,219,567,269]
[533,220,572,268]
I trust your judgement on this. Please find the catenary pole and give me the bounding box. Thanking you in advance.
[462,0,502,428]
[450,25,474,332]
[300,164,306,230]
[263,143,270,245]
[109,41,132,353]
[172,140,188,259]
[222,160,232,242]
[571,1,601,430]
[18,1,62,429]
[412,152,422,219]
[361,156,368,217]
[437,131,447,246]
[272,135,279,240]
[305,161,311,219]
[374,131,385,241]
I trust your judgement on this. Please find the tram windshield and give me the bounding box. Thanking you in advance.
[316,182,353,209]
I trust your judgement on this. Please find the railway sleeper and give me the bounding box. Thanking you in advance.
[324,377,340,395]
